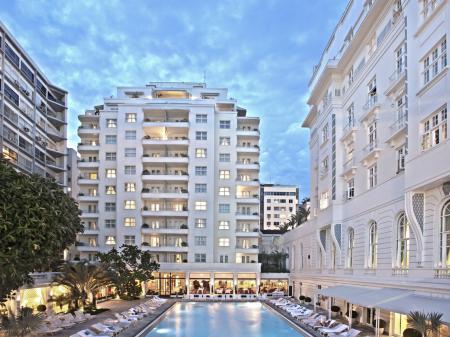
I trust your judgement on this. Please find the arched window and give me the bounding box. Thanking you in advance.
[347,228,355,268]
[441,201,450,267]
[300,243,304,270]
[291,245,296,271]
[396,213,410,268]
[368,221,378,268]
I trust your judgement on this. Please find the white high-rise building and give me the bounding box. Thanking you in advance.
[283,0,450,334]
[260,184,299,230]
[76,82,263,296]
[0,21,67,184]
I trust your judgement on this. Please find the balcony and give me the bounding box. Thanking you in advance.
[78,142,100,152]
[81,225,99,235]
[236,178,259,186]
[342,158,357,177]
[78,176,99,185]
[142,206,188,217]
[235,212,259,220]
[142,154,188,164]
[236,228,260,237]
[236,161,259,170]
[236,194,260,204]
[142,171,189,182]
[78,125,100,135]
[80,210,99,218]
[141,224,189,235]
[235,245,259,254]
[361,141,381,166]
[78,159,100,168]
[141,245,189,253]
[340,122,357,142]
[47,93,66,107]
[79,111,100,121]
[385,68,406,96]
[46,110,66,127]
[142,136,189,146]
[237,145,260,153]
[143,118,189,128]
[386,112,407,146]
[47,160,65,172]
[78,193,100,202]
[75,244,100,252]
[236,128,260,137]
[46,145,66,157]
[360,95,380,122]
[46,124,66,142]
[142,188,188,199]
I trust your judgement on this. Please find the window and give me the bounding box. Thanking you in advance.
[107,119,117,128]
[124,235,135,245]
[367,76,377,103]
[124,217,136,227]
[195,236,206,246]
[195,166,207,176]
[422,38,447,85]
[106,169,116,178]
[219,204,230,213]
[320,157,329,175]
[396,213,410,268]
[219,187,230,196]
[397,145,407,173]
[124,148,136,157]
[105,135,117,144]
[195,148,207,158]
[368,164,377,189]
[125,130,136,140]
[422,105,447,150]
[105,236,116,245]
[195,201,207,211]
[105,219,116,228]
[319,191,330,210]
[105,152,116,161]
[368,120,377,149]
[220,137,230,146]
[218,221,230,230]
[106,185,116,195]
[368,221,378,268]
[322,124,329,143]
[219,170,230,180]
[196,114,207,123]
[347,228,354,268]
[126,113,136,123]
[345,104,354,129]
[124,200,136,209]
[195,218,206,228]
[220,255,229,263]
[125,165,136,175]
[346,178,355,200]
[196,131,207,140]
[219,120,231,129]
[105,202,116,212]
[219,153,230,162]
[219,238,230,247]
[440,201,450,267]
[125,182,136,192]
[195,184,207,193]
[195,253,206,263]
[395,43,406,75]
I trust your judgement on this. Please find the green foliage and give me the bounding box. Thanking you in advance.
[403,328,422,337]
[277,206,310,233]
[259,251,289,272]
[52,261,112,310]
[407,311,443,337]
[96,245,159,299]
[0,160,83,303]
[0,307,43,337]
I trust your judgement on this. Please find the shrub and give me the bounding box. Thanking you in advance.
[373,319,386,329]
[299,295,305,301]
[403,328,421,337]
[331,305,340,313]
[36,305,47,312]
[304,297,312,303]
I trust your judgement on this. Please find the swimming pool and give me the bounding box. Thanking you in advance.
[143,302,306,337]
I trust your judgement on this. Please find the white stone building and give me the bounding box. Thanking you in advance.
[260,184,299,230]
[282,0,450,334]
[76,82,265,296]
[0,21,67,184]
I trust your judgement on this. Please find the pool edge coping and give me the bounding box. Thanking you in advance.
[135,301,178,337]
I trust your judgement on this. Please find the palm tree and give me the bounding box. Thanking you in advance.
[52,261,112,310]
[408,311,429,337]
[277,206,310,233]
[1,307,43,337]
[427,312,443,337]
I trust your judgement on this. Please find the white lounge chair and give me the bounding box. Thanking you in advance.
[320,323,349,335]
[329,329,361,337]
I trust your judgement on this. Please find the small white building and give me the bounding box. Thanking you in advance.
[260,184,299,230]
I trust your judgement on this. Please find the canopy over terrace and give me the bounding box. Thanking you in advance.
[317,285,450,324]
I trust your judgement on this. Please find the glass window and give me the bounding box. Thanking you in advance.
[195,166,207,176]
[124,148,136,157]
[126,113,137,123]
[219,187,230,196]
[195,148,207,158]
[105,219,116,228]
[219,120,231,129]
[219,170,230,180]
[195,131,207,140]
[125,182,136,192]
[219,221,230,230]
[195,201,207,211]
[106,169,116,178]
[346,178,354,200]
[368,164,377,189]
[124,235,135,245]
[125,130,136,140]
[421,105,447,150]
[368,221,378,268]
[219,153,230,162]
[347,228,354,268]
[124,200,136,209]
[105,152,116,161]
[124,217,136,227]
[396,213,410,268]
[195,253,206,263]
[105,135,117,144]
[105,236,116,245]
[124,165,136,175]
[422,38,447,85]
[220,137,230,146]
[106,119,117,128]
[105,202,116,212]
[195,236,207,246]
[195,184,207,193]
[218,238,230,246]
[195,218,206,228]
[105,185,116,195]
[219,204,230,213]
[196,114,207,123]
[440,201,450,267]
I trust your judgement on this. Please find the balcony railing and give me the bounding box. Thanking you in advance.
[142,170,188,176]
[363,141,378,155]
[434,267,450,278]
[142,206,188,212]
[343,157,356,171]
[142,223,188,230]
[143,136,188,141]
[389,67,406,85]
[389,112,407,134]
[363,94,378,112]
[144,118,188,123]
[236,212,259,216]
[236,244,259,249]
[143,153,188,158]
[142,188,188,194]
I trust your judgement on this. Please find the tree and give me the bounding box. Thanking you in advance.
[407,311,443,337]
[259,251,289,272]
[1,307,43,337]
[277,204,310,233]
[52,261,112,310]
[96,245,159,299]
[0,160,83,303]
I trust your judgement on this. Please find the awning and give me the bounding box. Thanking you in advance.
[318,285,450,324]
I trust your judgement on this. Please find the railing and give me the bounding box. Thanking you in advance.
[78,142,100,146]
[363,141,378,154]
[142,224,188,230]
[142,188,188,194]
[78,175,99,180]
[363,95,378,111]
[142,171,188,176]
[144,118,188,123]
[236,245,259,249]
[141,243,188,248]
[236,227,259,233]
[434,267,450,278]
[78,159,99,163]
[390,111,408,134]
[142,206,188,212]
[343,157,356,171]
[47,94,65,106]
[343,121,355,134]
[236,194,259,199]
[143,153,188,158]
[81,210,99,214]
[236,212,259,216]
[392,267,409,276]
[237,128,260,133]
[78,192,99,197]
[389,67,406,84]
[143,136,188,140]
[78,125,99,129]
[422,0,442,20]
[236,161,260,165]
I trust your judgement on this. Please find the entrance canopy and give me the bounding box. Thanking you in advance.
[317,285,450,324]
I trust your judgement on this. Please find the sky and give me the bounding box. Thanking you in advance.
[1,0,346,198]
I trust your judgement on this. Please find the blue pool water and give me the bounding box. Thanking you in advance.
[144,302,305,337]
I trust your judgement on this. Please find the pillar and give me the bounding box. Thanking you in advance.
[348,303,352,329]
[233,274,238,295]
[186,272,190,297]
[256,274,261,296]
[328,297,332,320]
[210,273,214,295]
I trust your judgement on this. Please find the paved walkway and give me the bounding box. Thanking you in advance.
[50,298,175,337]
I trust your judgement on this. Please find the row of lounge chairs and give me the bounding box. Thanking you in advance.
[269,298,361,337]
[36,311,94,335]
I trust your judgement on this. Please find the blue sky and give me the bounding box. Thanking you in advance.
[2,0,346,198]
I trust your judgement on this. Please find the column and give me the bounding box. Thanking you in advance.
[256,274,261,296]
[186,272,190,297]
[328,297,331,320]
[210,273,214,295]
[233,274,238,295]
[348,303,352,329]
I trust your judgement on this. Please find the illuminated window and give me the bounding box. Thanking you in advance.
[195,218,206,228]
[195,201,207,211]
[219,187,230,196]
[220,137,230,145]
[125,182,136,192]
[124,200,136,209]
[124,217,136,227]
[106,169,116,178]
[218,221,230,230]
[126,113,137,123]
[195,148,207,158]
[106,119,117,128]
[218,238,230,247]
[219,170,230,180]
[105,185,116,195]
[105,236,116,245]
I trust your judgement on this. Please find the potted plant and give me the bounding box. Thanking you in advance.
[142,242,149,246]
[373,318,386,335]
[36,304,47,313]
[402,328,421,337]
[304,297,312,304]
[142,223,149,229]
[331,305,340,318]
[299,295,305,304]
[181,242,188,247]
[180,224,188,229]
[346,310,359,325]
[143,206,149,211]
